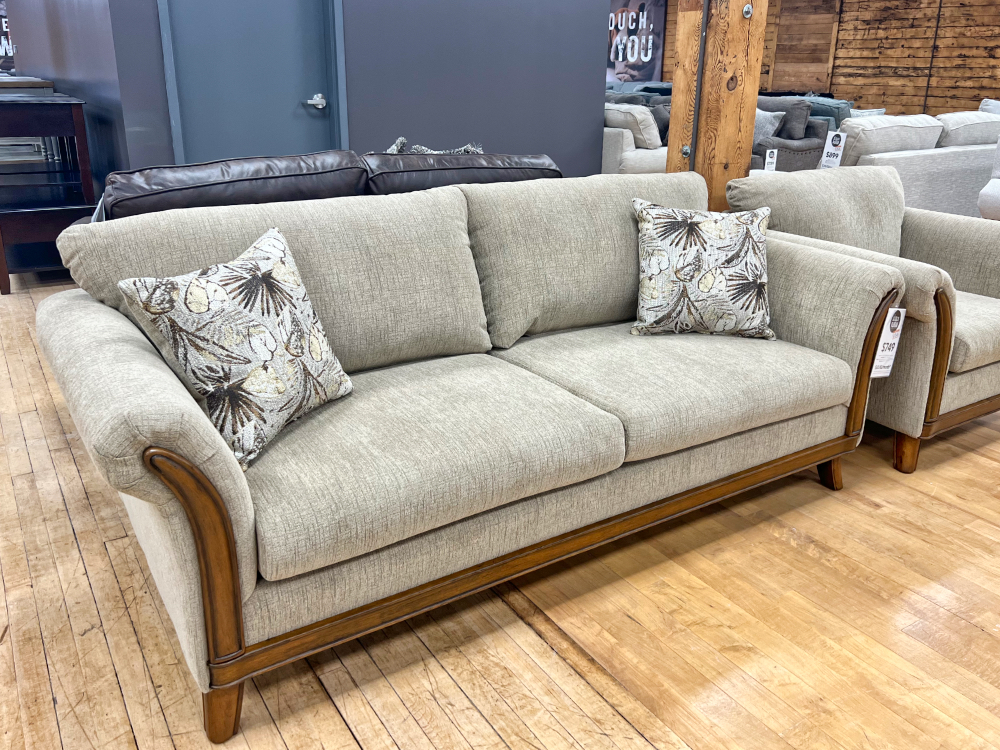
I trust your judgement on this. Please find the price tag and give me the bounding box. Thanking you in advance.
[819,131,845,169]
[871,308,905,378]
[764,148,778,171]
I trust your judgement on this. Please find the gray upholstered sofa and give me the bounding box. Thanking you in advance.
[36,173,901,743]
[750,96,832,172]
[729,166,1000,473]
[837,112,1000,216]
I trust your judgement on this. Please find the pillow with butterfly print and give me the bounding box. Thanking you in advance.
[118,228,352,468]
[631,200,774,340]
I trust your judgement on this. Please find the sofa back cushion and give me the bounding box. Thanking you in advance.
[840,114,943,166]
[458,173,709,348]
[604,103,662,149]
[101,150,369,221]
[803,97,854,128]
[756,97,811,140]
[981,98,1000,115]
[936,111,1000,147]
[57,187,491,373]
[726,166,906,256]
[362,153,562,195]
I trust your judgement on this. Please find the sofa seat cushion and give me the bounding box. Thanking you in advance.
[246,354,625,581]
[619,147,670,174]
[492,323,853,462]
[950,291,1000,373]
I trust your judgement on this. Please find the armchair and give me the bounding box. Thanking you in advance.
[728,166,1000,472]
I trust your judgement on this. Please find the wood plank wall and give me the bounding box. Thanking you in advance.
[662,0,1000,113]
[770,0,841,92]
[760,0,784,90]
[924,0,1000,113]
[661,0,679,81]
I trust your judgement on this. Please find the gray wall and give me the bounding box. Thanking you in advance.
[7,0,173,190]
[341,0,609,177]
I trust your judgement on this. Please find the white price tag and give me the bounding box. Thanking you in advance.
[819,131,845,169]
[871,308,905,378]
[764,148,778,171]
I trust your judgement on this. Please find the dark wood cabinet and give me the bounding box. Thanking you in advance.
[0,92,95,294]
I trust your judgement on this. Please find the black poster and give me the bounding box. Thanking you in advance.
[607,1,666,83]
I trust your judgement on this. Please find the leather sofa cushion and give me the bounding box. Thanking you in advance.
[247,354,625,581]
[362,153,561,195]
[57,187,491,373]
[950,291,1000,373]
[101,150,368,220]
[458,173,708,348]
[726,166,906,256]
[492,322,853,462]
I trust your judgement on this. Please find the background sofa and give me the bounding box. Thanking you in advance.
[602,92,847,174]
[751,96,833,172]
[729,166,1000,473]
[838,110,1000,216]
[37,172,901,743]
[978,136,1000,220]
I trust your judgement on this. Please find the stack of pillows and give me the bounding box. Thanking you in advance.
[605,91,671,148]
[120,202,772,467]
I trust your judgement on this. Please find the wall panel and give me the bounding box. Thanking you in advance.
[830,0,1000,114]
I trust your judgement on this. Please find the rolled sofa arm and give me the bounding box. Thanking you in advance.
[766,236,904,375]
[35,289,257,603]
[901,207,1000,297]
[768,229,953,324]
[980,180,1000,221]
[602,127,635,174]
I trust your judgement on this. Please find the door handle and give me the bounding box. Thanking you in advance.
[305,93,327,109]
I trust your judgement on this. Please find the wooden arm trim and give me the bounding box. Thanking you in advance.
[143,447,246,665]
[920,288,955,433]
[845,288,901,437]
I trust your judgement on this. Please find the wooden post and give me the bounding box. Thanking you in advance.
[666,0,770,211]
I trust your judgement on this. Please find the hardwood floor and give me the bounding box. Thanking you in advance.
[5,273,1000,749]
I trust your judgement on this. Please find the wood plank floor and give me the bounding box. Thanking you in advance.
[5,273,1000,749]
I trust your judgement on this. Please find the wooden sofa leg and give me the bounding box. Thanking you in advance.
[893,432,921,474]
[817,457,843,490]
[204,683,243,744]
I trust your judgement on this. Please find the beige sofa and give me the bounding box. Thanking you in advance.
[729,166,1000,473]
[37,173,901,743]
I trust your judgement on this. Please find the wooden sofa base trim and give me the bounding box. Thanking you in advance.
[209,436,856,688]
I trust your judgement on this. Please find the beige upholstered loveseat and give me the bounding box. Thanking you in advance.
[37,173,902,743]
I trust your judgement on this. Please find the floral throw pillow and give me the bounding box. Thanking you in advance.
[632,200,775,340]
[118,228,352,467]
